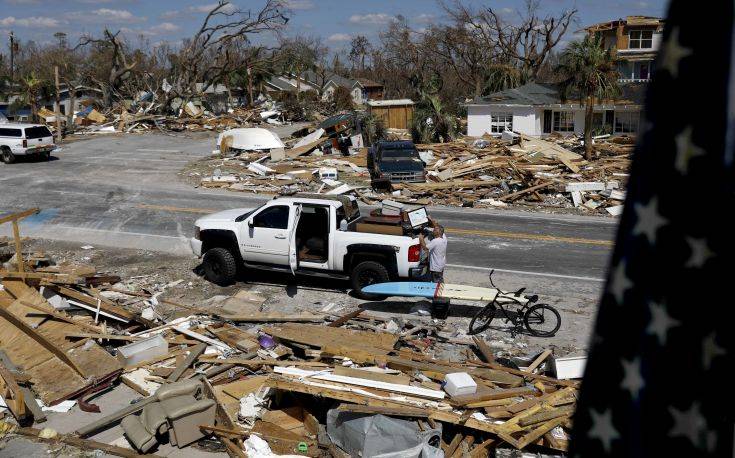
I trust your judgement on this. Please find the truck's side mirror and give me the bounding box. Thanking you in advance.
[339,219,348,231]
[248,219,254,228]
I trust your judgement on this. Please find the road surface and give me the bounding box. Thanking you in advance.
[1,132,618,283]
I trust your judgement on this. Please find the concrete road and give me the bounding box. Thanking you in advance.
[0,132,618,283]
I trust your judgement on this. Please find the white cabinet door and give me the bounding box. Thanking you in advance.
[240,205,291,265]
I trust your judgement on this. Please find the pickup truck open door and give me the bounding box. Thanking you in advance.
[289,204,302,274]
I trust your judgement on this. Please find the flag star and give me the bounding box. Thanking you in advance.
[588,408,620,453]
[675,127,706,174]
[702,333,725,370]
[669,403,707,448]
[620,358,644,399]
[685,237,714,268]
[609,260,632,305]
[646,302,680,345]
[661,27,693,78]
[633,197,668,244]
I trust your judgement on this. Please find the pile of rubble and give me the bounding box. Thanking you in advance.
[41,96,302,137]
[194,125,634,215]
[1,209,580,457]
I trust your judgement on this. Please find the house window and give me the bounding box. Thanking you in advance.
[552,111,574,132]
[615,111,640,133]
[617,60,654,81]
[629,30,653,49]
[490,113,512,133]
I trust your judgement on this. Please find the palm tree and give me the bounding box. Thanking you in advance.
[411,92,458,144]
[20,73,44,123]
[557,35,620,160]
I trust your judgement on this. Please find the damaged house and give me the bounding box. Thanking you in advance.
[467,16,661,139]
[465,82,645,138]
[585,15,665,83]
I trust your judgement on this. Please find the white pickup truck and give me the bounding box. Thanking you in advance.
[190,194,425,298]
[0,123,55,164]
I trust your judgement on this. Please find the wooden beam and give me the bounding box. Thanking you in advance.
[13,424,158,457]
[525,349,553,374]
[499,181,554,202]
[167,343,206,382]
[328,309,363,327]
[199,357,328,368]
[472,337,495,363]
[20,300,103,334]
[336,404,429,418]
[48,285,134,321]
[12,220,23,274]
[0,360,27,419]
[0,351,44,423]
[0,305,85,376]
[0,208,40,225]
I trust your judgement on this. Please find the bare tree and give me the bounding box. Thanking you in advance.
[161,0,288,113]
[349,35,371,72]
[444,0,576,83]
[77,29,137,108]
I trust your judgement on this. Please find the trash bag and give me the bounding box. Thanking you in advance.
[327,410,443,457]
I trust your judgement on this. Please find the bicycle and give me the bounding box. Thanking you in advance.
[468,270,561,337]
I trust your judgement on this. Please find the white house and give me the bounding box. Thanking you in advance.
[466,82,646,138]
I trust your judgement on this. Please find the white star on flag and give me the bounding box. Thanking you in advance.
[620,357,645,399]
[633,197,668,244]
[661,27,693,78]
[674,126,705,174]
[685,237,713,268]
[588,408,620,453]
[702,333,725,370]
[669,403,707,448]
[646,302,680,345]
[609,260,633,305]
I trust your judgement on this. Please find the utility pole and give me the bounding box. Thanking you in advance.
[54,66,62,144]
[9,31,15,83]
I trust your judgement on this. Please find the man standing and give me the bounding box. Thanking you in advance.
[419,216,447,283]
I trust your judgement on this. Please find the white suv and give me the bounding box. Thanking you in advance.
[0,123,55,164]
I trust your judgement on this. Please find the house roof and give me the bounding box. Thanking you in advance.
[585,16,664,33]
[353,78,383,89]
[469,82,647,107]
[265,76,298,91]
[324,74,355,89]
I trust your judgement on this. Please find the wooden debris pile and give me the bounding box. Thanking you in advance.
[198,130,634,214]
[1,208,580,456]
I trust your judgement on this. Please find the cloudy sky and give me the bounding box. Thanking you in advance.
[0,0,669,52]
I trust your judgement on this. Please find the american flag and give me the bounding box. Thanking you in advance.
[571,2,733,456]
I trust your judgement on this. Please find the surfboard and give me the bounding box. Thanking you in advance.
[362,282,500,302]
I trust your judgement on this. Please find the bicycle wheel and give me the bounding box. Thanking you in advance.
[524,304,561,337]
[468,304,497,335]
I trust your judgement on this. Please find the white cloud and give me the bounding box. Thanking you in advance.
[188,3,237,14]
[76,0,115,3]
[65,8,145,24]
[0,16,62,27]
[327,33,351,42]
[160,10,180,19]
[283,0,315,10]
[415,14,436,24]
[349,13,394,25]
[500,7,513,14]
[149,22,180,33]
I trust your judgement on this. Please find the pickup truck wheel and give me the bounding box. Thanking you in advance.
[351,261,389,300]
[202,247,238,286]
[1,149,16,164]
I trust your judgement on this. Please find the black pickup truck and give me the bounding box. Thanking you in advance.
[367,140,426,188]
